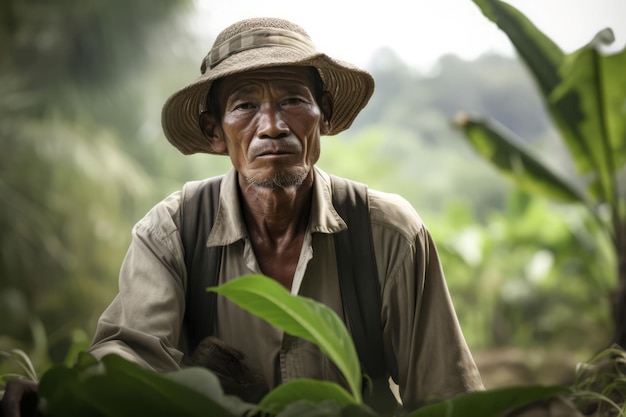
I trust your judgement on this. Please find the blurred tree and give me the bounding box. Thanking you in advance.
[357,51,551,144]
[0,0,193,365]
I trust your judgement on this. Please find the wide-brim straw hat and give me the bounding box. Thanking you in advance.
[161,17,375,155]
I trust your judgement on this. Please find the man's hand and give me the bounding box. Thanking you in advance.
[1,379,41,417]
[186,336,269,403]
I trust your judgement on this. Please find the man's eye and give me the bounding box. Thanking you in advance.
[283,97,304,106]
[232,102,256,111]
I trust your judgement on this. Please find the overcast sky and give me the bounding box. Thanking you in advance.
[192,0,626,71]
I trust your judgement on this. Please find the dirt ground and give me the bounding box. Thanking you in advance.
[472,347,585,389]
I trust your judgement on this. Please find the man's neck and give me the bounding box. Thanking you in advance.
[237,172,314,289]
[237,172,313,244]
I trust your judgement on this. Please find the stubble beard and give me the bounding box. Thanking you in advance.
[244,168,308,189]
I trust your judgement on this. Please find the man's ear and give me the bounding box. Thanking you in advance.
[319,91,333,135]
[199,112,228,154]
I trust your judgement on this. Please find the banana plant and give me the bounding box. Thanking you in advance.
[455,0,626,347]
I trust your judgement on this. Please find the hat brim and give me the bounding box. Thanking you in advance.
[161,46,374,155]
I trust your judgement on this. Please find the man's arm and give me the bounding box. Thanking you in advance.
[381,224,484,409]
[368,190,483,410]
[88,192,187,372]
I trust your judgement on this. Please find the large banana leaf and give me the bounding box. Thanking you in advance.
[472,0,626,209]
[209,275,363,403]
[552,32,626,206]
[454,114,587,205]
[471,0,564,95]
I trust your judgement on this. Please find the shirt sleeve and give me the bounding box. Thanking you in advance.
[87,191,187,372]
[370,192,484,409]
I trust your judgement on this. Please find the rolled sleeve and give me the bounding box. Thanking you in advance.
[88,192,187,372]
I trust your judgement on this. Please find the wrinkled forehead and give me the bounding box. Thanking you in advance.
[209,66,321,103]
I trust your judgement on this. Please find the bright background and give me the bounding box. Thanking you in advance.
[194,0,626,71]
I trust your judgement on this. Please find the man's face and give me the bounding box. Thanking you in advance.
[214,66,329,189]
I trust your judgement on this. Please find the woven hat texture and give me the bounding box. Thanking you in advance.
[161,17,375,155]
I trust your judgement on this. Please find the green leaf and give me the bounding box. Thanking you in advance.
[38,353,249,417]
[259,379,357,416]
[471,0,593,178]
[600,49,626,170]
[37,366,99,417]
[454,114,587,204]
[275,400,344,417]
[163,367,256,417]
[407,385,571,417]
[551,36,626,205]
[63,329,93,368]
[473,0,626,211]
[273,400,378,417]
[209,275,362,402]
[471,0,564,96]
[0,349,39,381]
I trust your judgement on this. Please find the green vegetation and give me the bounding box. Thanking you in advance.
[455,0,626,349]
[4,277,621,416]
[1,0,624,412]
[0,278,573,416]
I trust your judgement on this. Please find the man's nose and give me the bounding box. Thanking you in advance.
[257,105,289,139]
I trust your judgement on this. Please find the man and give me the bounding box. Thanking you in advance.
[3,17,483,415]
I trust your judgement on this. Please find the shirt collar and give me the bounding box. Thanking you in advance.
[206,167,347,248]
[309,167,347,234]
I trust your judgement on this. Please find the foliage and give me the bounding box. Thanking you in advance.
[462,0,626,228]
[455,0,626,345]
[2,277,579,416]
[0,349,38,384]
[429,191,614,351]
[11,276,626,416]
[31,352,572,417]
[0,0,193,369]
[20,276,369,416]
[571,345,626,416]
[37,353,252,417]
[210,276,362,407]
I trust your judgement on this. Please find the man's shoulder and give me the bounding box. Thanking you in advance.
[367,188,425,242]
[319,170,425,241]
[133,188,184,239]
[139,174,225,232]
[180,175,224,198]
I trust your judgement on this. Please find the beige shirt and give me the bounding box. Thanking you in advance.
[88,167,483,409]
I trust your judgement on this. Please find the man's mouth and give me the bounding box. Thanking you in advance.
[258,150,291,157]
[249,138,302,160]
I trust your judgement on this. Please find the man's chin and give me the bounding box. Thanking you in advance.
[244,170,308,189]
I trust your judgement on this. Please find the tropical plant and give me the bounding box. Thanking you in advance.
[8,275,571,417]
[454,0,626,347]
[571,345,626,417]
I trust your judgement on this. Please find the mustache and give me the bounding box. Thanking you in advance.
[248,137,303,158]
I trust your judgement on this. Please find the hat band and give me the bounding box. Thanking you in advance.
[203,27,318,72]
